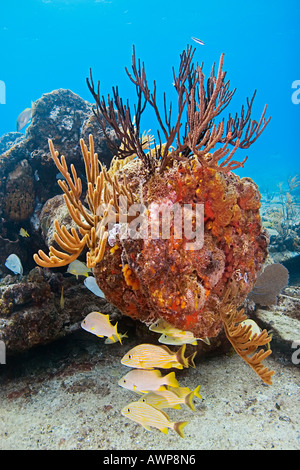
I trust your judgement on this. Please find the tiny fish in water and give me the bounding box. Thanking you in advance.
[5,254,23,275]
[60,286,65,309]
[118,369,179,393]
[16,106,32,131]
[121,343,189,369]
[138,384,202,411]
[83,276,105,298]
[19,228,30,238]
[191,36,205,45]
[81,311,122,344]
[121,401,188,438]
[67,260,92,279]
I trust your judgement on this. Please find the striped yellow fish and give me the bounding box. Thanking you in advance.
[149,319,188,336]
[118,369,179,393]
[150,319,210,346]
[121,401,188,438]
[121,343,192,369]
[158,333,210,346]
[138,385,202,411]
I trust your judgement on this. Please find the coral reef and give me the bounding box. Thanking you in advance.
[4,159,35,221]
[0,88,118,275]
[261,175,300,265]
[0,267,121,354]
[34,46,274,383]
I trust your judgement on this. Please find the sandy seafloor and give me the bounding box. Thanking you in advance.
[0,329,299,451]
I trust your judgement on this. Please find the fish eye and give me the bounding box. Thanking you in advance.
[128,355,132,359]
[127,408,130,413]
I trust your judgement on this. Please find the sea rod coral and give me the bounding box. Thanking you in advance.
[34,45,274,384]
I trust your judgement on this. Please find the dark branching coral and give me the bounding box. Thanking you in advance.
[34,45,274,383]
[87,45,270,174]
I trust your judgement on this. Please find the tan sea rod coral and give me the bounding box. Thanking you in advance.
[34,45,274,384]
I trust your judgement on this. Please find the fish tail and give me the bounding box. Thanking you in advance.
[165,371,179,388]
[114,322,122,344]
[173,421,188,438]
[176,344,188,368]
[187,351,197,368]
[185,385,202,411]
[193,385,202,400]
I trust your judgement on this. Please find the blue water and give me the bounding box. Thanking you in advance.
[0,0,299,188]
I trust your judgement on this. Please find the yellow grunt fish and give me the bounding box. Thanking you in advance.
[158,333,210,346]
[150,319,210,346]
[121,343,189,369]
[149,319,189,336]
[138,385,202,411]
[121,401,188,438]
[118,369,179,393]
[81,311,122,344]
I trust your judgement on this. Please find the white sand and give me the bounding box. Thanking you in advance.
[0,334,299,451]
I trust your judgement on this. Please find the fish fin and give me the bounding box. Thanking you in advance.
[159,427,169,435]
[107,335,117,343]
[157,385,167,392]
[142,424,152,432]
[184,391,196,412]
[159,344,175,354]
[173,421,188,439]
[152,370,163,377]
[96,334,104,338]
[163,361,183,369]
[184,387,202,411]
[191,340,198,346]
[187,351,197,368]
[176,344,188,368]
[193,385,202,400]
[113,322,122,344]
[165,371,179,388]
[172,404,181,410]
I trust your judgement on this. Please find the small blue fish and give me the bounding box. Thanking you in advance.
[16,105,32,131]
[191,37,205,46]
[5,254,23,275]
[83,276,105,298]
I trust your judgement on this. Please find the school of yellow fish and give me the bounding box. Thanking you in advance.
[81,311,203,438]
[64,261,270,439]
